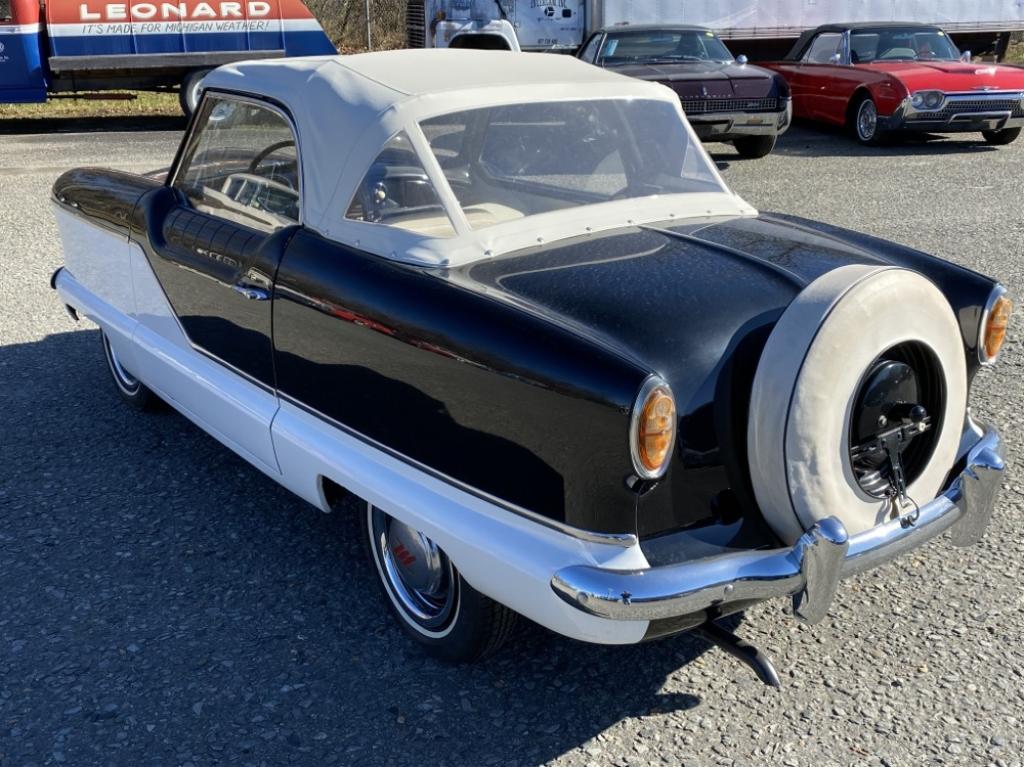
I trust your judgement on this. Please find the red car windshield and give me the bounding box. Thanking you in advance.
[850,28,960,63]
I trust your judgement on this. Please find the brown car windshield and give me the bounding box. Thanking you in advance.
[850,28,960,63]
[598,30,735,65]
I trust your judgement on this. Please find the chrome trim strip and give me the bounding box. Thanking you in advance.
[277,392,639,548]
[978,284,1008,366]
[551,426,1003,621]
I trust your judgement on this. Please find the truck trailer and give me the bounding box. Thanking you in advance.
[406,0,1024,60]
[0,0,335,113]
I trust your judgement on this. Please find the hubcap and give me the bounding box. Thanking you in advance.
[858,100,878,141]
[369,506,457,631]
[103,333,140,393]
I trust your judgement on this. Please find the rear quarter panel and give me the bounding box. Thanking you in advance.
[272,229,651,536]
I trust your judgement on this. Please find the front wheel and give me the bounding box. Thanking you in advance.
[101,330,160,411]
[733,135,778,159]
[361,503,516,662]
[982,127,1021,146]
[852,96,888,146]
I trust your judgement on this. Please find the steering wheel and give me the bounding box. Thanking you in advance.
[247,140,297,188]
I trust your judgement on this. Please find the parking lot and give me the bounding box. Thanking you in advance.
[2,122,1022,767]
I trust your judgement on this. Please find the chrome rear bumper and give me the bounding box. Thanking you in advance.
[551,426,1003,624]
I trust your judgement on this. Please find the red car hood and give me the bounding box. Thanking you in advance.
[859,61,1024,93]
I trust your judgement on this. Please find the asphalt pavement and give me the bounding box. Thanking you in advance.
[1,122,1022,767]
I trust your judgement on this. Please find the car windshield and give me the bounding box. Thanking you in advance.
[418,99,725,232]
[850,28,960,63]
[598,30,734,65]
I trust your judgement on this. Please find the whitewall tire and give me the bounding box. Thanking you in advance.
[748,265,967,544]
[361,503,516,662]
[101,330,161,411]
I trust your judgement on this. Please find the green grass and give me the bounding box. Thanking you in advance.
[0,91,181,120]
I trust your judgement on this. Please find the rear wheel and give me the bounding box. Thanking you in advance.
[101,330,160,411]
[733,135,778,159]
[982,127,1021,146]
[361,503,516,662]
[851,95,888,146]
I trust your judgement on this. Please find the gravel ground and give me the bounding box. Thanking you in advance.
[1,123,1022,767]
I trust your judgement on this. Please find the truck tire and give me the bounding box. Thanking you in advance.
[748,265,967,544]
[179,69,211,117]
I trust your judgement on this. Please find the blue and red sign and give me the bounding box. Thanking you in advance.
[46,0,335,57]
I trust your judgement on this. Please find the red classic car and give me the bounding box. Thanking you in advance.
[762,23,1024,146]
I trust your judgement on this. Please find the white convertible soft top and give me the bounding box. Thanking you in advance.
[202,50,757,266]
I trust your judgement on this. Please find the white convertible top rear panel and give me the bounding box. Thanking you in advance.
[202,50,757,266]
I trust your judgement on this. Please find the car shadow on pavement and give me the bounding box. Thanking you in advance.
[3,328,752,766]
[0,115,187,136]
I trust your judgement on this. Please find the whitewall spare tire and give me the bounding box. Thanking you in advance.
[748,265,967,544]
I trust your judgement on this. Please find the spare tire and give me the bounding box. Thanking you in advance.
[748,265,967,544]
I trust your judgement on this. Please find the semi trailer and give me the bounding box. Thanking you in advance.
[0,0,335,113]
[406,0,1024,60]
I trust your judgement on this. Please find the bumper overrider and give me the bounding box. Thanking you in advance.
[551,425,1003,624]
[688,97,792,139]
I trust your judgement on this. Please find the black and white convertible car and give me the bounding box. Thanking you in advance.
[51,50,1009,682]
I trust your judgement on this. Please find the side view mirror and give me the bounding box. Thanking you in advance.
[736,54,749,65]
[960,50,972,63]
[829,52,843,65]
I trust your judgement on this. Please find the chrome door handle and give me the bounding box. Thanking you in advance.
[232,284,270,301]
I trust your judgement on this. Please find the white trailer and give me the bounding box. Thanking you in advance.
[406,0,1024,58]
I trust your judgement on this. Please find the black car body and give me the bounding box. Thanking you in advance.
[578,25,793,157]
[50,51,1007,675]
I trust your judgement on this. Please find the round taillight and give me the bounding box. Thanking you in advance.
[630,378,676,480]
[982,291,1012,363]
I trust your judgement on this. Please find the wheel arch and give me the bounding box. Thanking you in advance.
[846,86,873,128]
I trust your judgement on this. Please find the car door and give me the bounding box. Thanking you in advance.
[130,93,301,471]
[142,93,301,388]
[790,32,845,120]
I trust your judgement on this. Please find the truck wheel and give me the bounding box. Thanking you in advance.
[101,330,160,411]
[362,503,516,662]
[982,127,1021,146]
[179,69,210,117]
[733,135,777,159]
[748,265,967,544]
[851,95,888,146]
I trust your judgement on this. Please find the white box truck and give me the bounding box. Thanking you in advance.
[406,1,1024,60]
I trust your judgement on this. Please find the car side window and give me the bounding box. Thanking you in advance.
[579,34,602,63]
[173,95,300,234]
[345,131,456,238]
[804,33,842,64]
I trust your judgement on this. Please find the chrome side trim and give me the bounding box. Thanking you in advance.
[278,392,639,548]
[551,426,1003,622]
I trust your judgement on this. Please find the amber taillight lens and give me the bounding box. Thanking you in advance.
[631,380,676,479]
[983,294,1012,363]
